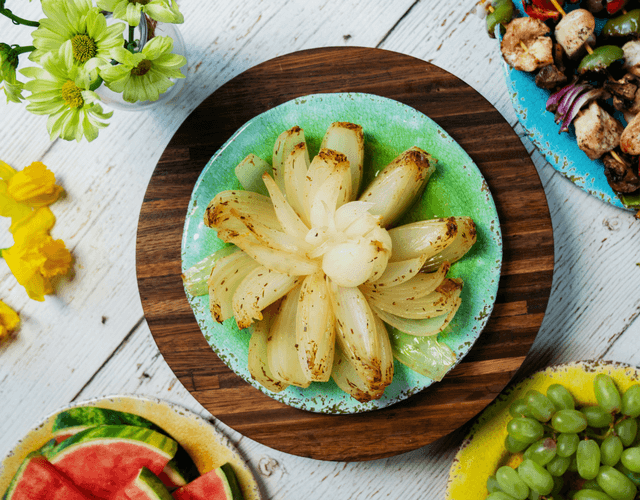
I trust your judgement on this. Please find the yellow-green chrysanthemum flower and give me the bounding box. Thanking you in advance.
[29,0,125,82]
[0,44,25,103]
[96,0,184,26]
[20,44,113,142]
[100,36,186,103]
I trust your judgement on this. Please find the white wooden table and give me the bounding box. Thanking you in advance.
[1,1,639,498]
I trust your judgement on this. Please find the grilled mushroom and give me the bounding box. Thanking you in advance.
[555,9,596,58]
[603,152,640,192]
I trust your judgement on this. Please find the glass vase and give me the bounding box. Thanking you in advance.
[95,14,187,111]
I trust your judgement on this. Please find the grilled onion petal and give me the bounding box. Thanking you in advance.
[372,312,394,389]
[273,126,306,194]
[223,234,320,276]
[366,254,428,288]
[389,328,456,381]
[182,245,237,296]
[235,154,273,197]
[304,148,352,217]
[367,278,463,319]
[232,266,301,329]
[358,147,436,227]
[320,122,365,198]
[371,297,461,336]
[248,303,289,393]
[331,339,386,403]
[296,273,335,382]
[267,284,312,387]
[284,142,311,226]
[205,190,280,230]
[387,218,458,262]
[329,279,383,386]
[208,251,261,323]
[262,172,310,239]
[363,261,450,298]
[421,217,477,272]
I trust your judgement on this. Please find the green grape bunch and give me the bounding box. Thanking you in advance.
[485,376,640,500]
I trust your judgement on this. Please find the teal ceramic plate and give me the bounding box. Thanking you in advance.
[181,92,503,414]
[504,2,636,210]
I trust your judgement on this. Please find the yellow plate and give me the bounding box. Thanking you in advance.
[0,395,261,500]
[446,360,640,500]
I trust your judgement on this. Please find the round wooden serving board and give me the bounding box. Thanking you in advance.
[136,47,554,462]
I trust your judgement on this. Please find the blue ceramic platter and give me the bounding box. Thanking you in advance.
[505,1,634,210]
[181,92,503,414]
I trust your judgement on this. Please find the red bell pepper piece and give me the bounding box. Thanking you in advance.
[523,0,564,21]
[606,0,627,14]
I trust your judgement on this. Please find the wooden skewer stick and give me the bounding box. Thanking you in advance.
[548,0,567,16]
[611,150,629,166]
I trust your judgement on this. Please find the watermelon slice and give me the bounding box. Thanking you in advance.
[172,464,243,500]
[2,454,93,500]
[52,407,199,488]
[110,467,173,500]
[45,425,177,499]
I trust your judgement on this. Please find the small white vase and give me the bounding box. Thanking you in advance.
[96,14,187,111]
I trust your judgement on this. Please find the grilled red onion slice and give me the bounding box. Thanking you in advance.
[559,88,610,133]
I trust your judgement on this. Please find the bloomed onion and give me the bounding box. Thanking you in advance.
[198,123,477,402]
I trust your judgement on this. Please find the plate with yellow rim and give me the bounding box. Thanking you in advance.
[0,395,261,500]
[445,360,640,500]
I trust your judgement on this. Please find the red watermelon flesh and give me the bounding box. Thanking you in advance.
[46,426,177,500]
[172,468,232,500]
[3,454,94,500]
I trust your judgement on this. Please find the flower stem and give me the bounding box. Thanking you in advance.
[0,8,39,27]
[12,45,35,55]
[129,24,135,47]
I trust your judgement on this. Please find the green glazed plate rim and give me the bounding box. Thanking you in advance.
[181,92,503,414]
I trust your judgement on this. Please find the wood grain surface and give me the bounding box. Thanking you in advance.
[136,46,554,461]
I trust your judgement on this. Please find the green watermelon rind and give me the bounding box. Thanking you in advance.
[2,455,36,500]
[221,463,244,500]
[136,467,173,500]
[45,425,178,462]
[51,408,158,437]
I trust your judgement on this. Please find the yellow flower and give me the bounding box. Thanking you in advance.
[0,300,19,341]
[2,207,72,301]
[0,160,64,230]
[5,161,63,207]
